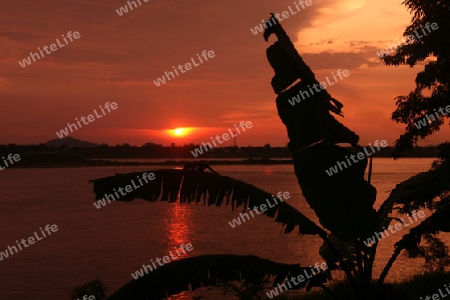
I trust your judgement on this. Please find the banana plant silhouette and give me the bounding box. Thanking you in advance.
[90,14,450,300]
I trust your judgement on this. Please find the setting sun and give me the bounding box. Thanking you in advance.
[174,128,184,135]
[167,127,193,138]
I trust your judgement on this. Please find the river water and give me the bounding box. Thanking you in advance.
[0,158,443,299]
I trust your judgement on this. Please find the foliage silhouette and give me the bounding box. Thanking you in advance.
[71,278,107,300]
[381,0,450,154]
[88,1,450,299]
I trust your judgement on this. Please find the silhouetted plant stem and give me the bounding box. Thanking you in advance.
[319,232,363,298]
[317,281,339,300]
[355,242,366,291]
[376,247,402,287]
[332,158,367,295]
[364,157,375,288]
[368,156,373,183]
[365,245,377,287]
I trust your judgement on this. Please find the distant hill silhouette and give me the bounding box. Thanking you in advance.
[45,137,99,148]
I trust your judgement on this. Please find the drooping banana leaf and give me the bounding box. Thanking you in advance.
[395,201,450,252]
[379,143,450,222]
[375,147,450,282]
[378,201,450,285]
[90,169,325,235]
[107,254,329,300]
[378,170,450,225]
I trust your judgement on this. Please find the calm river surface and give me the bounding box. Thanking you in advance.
[0,158,443,299]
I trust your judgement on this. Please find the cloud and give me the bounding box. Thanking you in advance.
[0,31,36,42]
[303,49,379,70]
[0,0,444,146]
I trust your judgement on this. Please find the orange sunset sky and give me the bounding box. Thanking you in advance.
[1,0,448,146]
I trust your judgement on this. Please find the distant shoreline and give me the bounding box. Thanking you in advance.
[1,139,442,169]
[5,158,294,168]
[4,157,438,169]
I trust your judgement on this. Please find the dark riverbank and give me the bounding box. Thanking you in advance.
[5,157,295,168]
[0,139,440,168]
